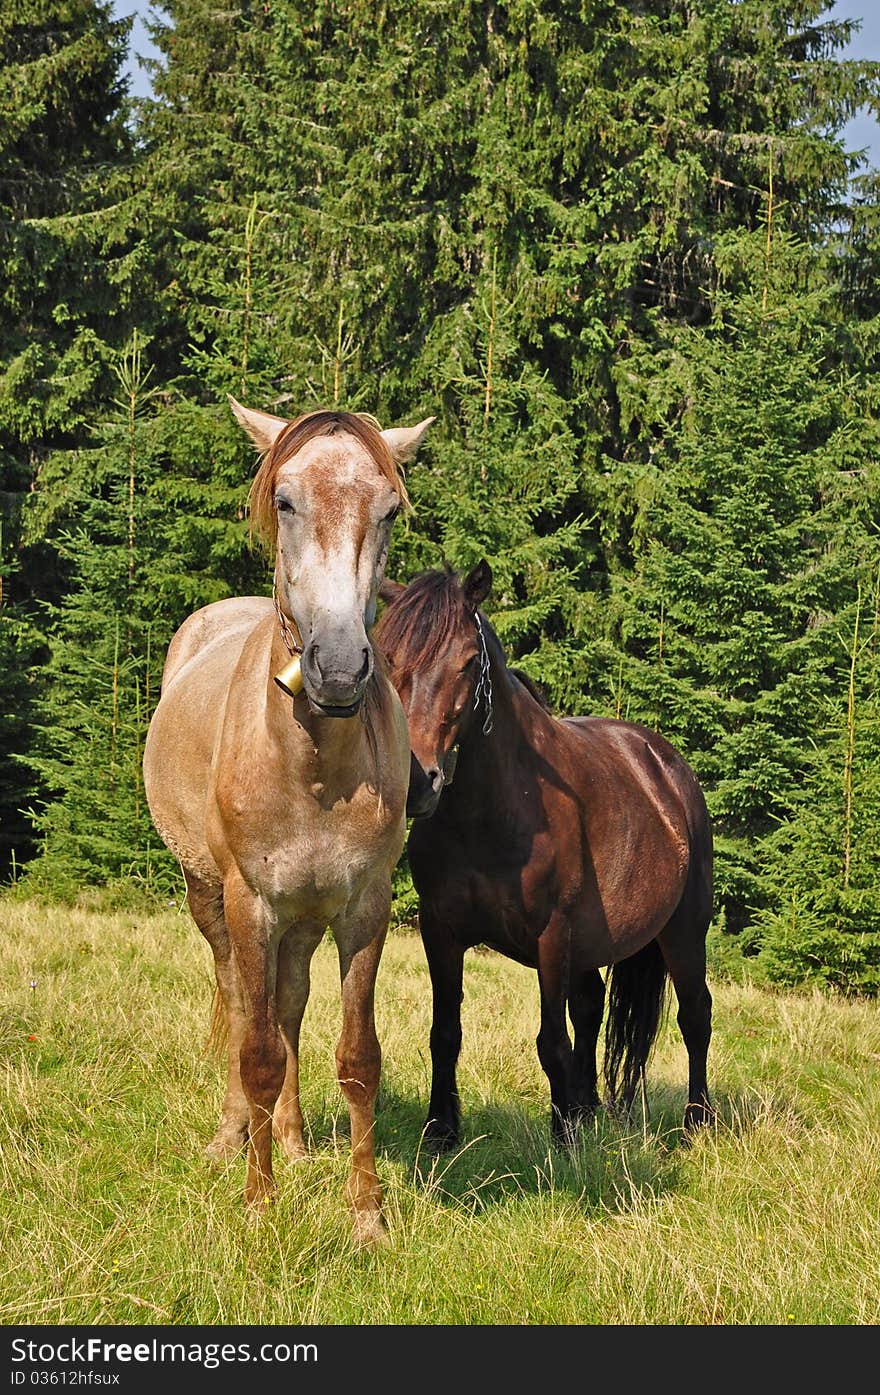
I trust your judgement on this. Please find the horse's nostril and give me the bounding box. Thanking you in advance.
[358,647,370,681]
[427,768,444,794]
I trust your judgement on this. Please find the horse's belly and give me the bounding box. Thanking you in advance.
[415,815,686,969]
[144,608,266,884]
[591,832,686,942]
[143,690,222,882]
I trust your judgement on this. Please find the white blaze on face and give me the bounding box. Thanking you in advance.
[228,399,436,710]
[273,437,401,707]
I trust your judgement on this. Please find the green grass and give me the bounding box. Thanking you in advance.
[2,898,879,1324]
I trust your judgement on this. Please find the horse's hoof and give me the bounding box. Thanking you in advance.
[205,1127,248,1162]
[244,1179,278,1210]
[684,1101,715,1132]
[280,1143,311,1164]
[602,1097,631,1126]
[273,1128,310,1163]
[577,1093,602,1119]
[352,1209,389,1250]
[551,1111,582,1150]
[423,1121,460,1154]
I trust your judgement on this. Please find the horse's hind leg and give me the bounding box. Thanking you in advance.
[184,870,249,1159]
[568,968,605,1117]
[273,922,324,1161]
[657,909,713,1130]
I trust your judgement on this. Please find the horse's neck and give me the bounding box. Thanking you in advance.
[451,669,545,815]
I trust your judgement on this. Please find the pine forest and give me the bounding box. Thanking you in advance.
[2,0,880,994]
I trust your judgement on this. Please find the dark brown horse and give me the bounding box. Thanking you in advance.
[377,563,714,1148]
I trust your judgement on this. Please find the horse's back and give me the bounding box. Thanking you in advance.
[563,714,712,913]
[161,596,273,690]
[569,714,705,792]
[564,716,706,821]
[144,597,273,882]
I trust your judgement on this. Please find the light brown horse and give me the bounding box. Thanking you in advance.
[143,402,433,1244]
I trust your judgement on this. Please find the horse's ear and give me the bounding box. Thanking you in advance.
[381,416,436,465]
[228,395,290,453]
[463,559,492,610]
[379,578,406,604]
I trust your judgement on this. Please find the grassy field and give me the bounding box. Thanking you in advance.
[2,897,879,1326]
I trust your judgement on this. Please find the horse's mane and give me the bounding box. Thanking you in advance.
[248,409,409,551]
[377,568,553,712]
[509,667,551,711]
[377,567,466,675]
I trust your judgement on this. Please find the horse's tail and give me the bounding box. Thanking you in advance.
[603,940,668,1110]
[205,987,228,1058]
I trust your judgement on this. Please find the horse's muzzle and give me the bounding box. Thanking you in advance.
[307,694,364,719]
[301,638,372,717]
[275,654,362,715]
[406,751,452,818]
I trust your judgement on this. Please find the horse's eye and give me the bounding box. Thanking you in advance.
[383,504,400,524]
[275,497,295,515]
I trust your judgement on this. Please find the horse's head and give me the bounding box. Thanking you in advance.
[377,561,493,817]
[232,399,434,717]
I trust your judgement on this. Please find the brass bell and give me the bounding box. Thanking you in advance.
[274,654,304,698]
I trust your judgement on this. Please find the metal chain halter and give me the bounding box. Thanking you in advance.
[473,612,494,735]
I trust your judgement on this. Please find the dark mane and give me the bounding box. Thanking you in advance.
[377,568,468,675]
[378,570,553,714]
[510,667,551,711]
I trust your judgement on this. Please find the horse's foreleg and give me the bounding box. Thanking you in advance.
[273,922,324,1161]
[536,912,576,1145]
[184,870,249,1159]
[568,967,606,1117]
[224,873,285,1206]
[333,888,390,1247]
[420,909,465,1151]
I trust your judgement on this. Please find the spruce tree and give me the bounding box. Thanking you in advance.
[0,0,135,877]
[0,521,38,875]
[24,334,179,898]
[595,223,880,943]
[0,0,134,511]
[754,585,880,995]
